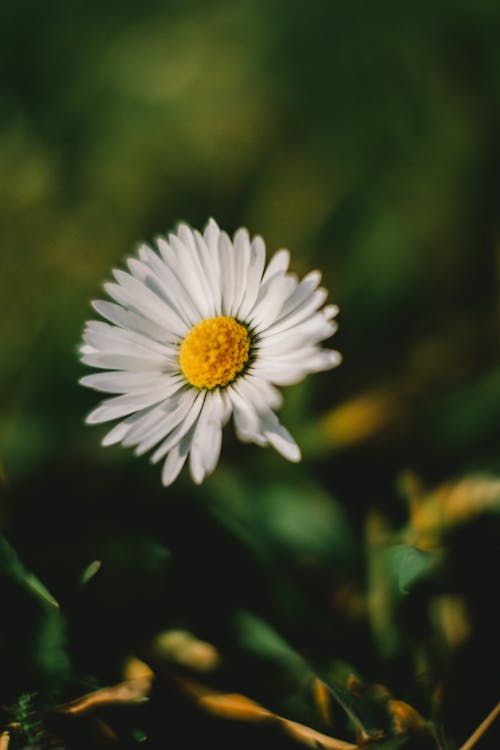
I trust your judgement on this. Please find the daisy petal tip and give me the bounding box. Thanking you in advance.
[206,217,220,231]
[330,349,342,367]
[161,473,175,488]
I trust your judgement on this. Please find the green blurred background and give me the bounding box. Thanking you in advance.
[1,1,500,748]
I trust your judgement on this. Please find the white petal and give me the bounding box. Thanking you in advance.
[258,287,328,337]
[259,409,301,462]
[138,242,205,324]
[228,385,268,446]
[247,275,297,331]
[266,270,321,326]
[169,232,213,320]
[237,235,266,320]
[323,304,339,321]
[261,248,290,284]
[193,229,220,315]
[86,380,184,424]
[219,231,236,316]
[81,352,166,371]
[80,371,172,394]
[126,258,192,326]
[100,408,155,446]
[229,227,251,318]
[161,423,197,486]
[257,316,336,353]
[109,271,188,338]
[150,391,206,463]
[189,391,226,483]
[125,389,195,452]
[91,300,169,343]
[83,321,174,358]
[250,364,308,386]
[243,373,284,410]
[101,419,136,446]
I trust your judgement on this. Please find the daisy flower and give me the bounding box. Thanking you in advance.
[80,219,341,485]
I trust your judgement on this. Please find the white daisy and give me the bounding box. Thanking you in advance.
[80,219,341,486]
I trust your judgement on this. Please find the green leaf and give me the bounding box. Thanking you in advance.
[0,536,59,608]
[80,559,102,585]
[384,545,441,595]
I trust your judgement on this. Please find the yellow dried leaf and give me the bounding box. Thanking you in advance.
[123,656,154,682]
[314,678,335,727]
[55,678,152,716]
[388,700,428,734]
[176,676,358,749]
[407,476,500,548]
[321,391,397,447]
[153,629,220,672]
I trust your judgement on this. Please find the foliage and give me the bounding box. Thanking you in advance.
[1,0,500,747]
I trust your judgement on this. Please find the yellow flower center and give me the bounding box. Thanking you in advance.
[179,316,251,389]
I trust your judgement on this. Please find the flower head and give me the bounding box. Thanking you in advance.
[80,219,341,485]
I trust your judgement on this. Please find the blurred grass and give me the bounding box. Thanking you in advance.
[1,1,500,748]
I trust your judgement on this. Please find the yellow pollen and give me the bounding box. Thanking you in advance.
[179,316,251,389]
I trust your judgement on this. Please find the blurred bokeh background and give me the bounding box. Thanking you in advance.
[1,1,500,748]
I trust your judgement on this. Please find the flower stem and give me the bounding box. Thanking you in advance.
[459,701,500,750]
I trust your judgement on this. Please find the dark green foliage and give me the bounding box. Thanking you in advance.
[1,0,500,748]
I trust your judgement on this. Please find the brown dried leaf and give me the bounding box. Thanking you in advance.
[176,676,358,749]
[388,700,428,735]
[55,677,152,716]
[406,476,500,549]
[314,678,335,727]
[153,629,220,672]
[281,719,359,749]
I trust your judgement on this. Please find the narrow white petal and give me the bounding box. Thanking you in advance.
[257,316,336,352]
[80,371,174,394]
[100,408,156,446]
[193,229,220,316]
[203,218,221,259]
[161,424,196,486]
[109,271,188,338]
[151,391,206,463]
[228,386,268,446]
[243,373,284,410]
[169,233,212,320]
[189,391,226,483]
[101,419,135,446]
[261,248,290,284]
[83,322,174,358]
[258,287,328,337]
[219,231,236,316]
[248,275,297,331]
[233,377,300,460]
[138,242,204,323]
[229,227,251,318]
[126,258,192,326]
[123,388,194,449]
[86,381,184,424]
[259,409,301,462]
[237,235,266,320]
[81,352,166,371]
[267,270,321,325]
[92,300,168,343]
[323,304,339,320]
